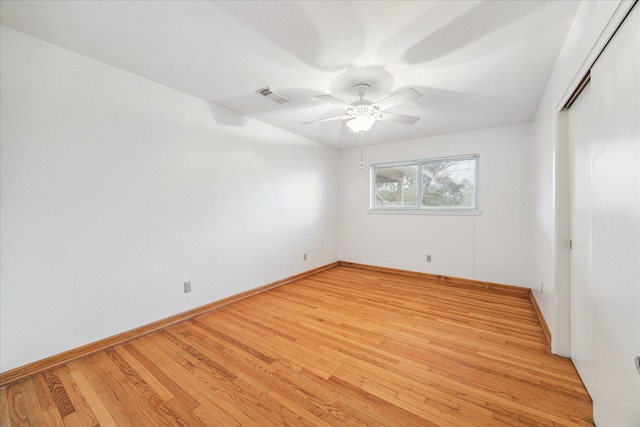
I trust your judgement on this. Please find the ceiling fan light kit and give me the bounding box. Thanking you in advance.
[347,116,376,133]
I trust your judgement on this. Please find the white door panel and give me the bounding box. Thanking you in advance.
[568,82,595,393]
[589,4,639,424]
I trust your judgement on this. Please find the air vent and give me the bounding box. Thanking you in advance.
[256,86,290,104]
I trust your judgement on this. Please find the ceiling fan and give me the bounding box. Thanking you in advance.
[302,83,422,133]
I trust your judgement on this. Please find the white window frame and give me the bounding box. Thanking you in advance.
[369,154,481,215]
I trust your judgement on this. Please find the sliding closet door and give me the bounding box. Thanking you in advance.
[588,4,639,424]
[568,81,594,394]
[567,4,639,425]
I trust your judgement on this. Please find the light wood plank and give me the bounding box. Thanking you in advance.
[82,352,168,426]
[68,365,118,426]
[52,365,99,426]
[0,385,12,426]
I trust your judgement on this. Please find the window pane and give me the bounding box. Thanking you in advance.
[373,165,418,208]
[421,158,476,209]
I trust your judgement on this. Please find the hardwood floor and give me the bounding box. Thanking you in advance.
[1,266,593,426]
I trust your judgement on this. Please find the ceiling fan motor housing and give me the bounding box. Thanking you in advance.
[348,100,379,118]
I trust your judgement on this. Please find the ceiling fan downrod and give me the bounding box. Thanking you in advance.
[353,83,371,99]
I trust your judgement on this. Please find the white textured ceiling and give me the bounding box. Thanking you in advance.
[0,0,579,149]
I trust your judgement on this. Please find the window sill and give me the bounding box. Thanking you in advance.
[368,209,483,216]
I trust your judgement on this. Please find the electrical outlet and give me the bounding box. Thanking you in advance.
[541,282,544,293]
[184,282,191,293]
[426,255,432,262]
[304,253,307,261]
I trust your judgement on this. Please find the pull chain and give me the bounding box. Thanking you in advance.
[359,131,364,170]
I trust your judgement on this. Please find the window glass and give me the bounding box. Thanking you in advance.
[373,165,418,208]
[371,155,478,211]
[421,158,477,209]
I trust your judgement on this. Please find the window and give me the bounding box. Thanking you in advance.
[371,154,478,211]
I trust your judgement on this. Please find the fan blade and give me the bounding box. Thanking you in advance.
[315,94,352,110]
[301,114,350,125]
[371,88,421,111]
[374,112,420,125]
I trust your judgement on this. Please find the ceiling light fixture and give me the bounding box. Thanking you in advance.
[346,116,376,133]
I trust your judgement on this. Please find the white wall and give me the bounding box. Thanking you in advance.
[0,26,339,373]
[530,0,631,356]
[339,123,533,288]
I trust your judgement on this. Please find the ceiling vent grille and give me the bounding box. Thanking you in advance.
[256,86,290,104]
